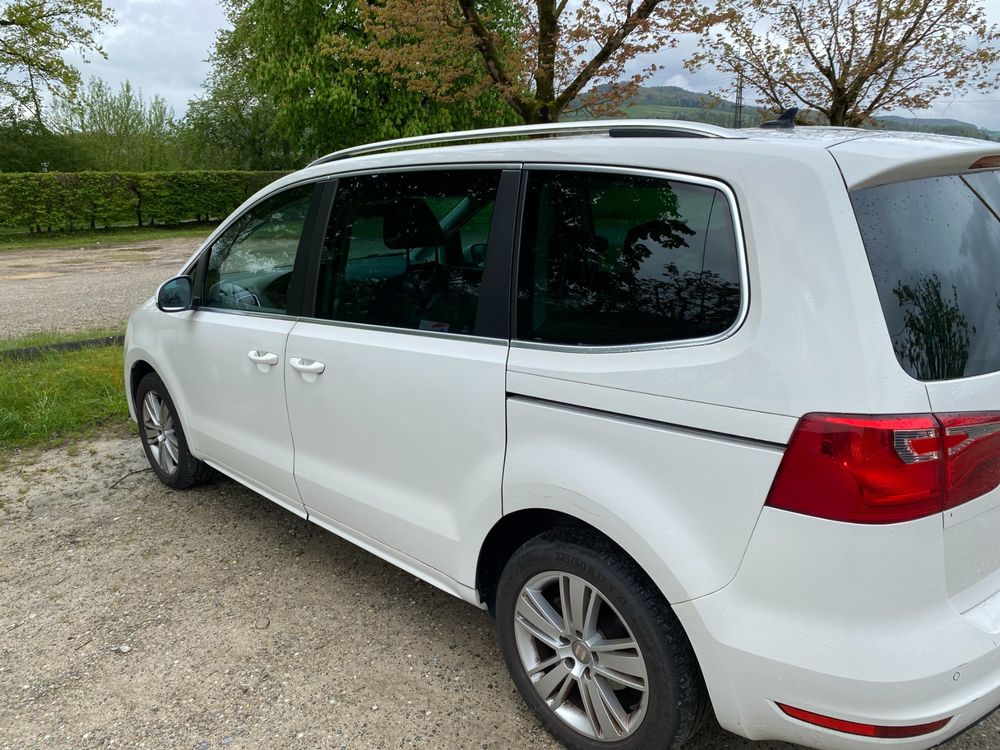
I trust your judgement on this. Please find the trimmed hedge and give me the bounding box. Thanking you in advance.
[0,171,291,233]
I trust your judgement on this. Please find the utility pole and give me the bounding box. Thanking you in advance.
[733,70,744,129]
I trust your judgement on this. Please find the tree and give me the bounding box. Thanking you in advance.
[688,0,1000,127]
[200,0,514,163]
[180,23,298,171]
[51,78,180,171]
[352,0,714,124]
[0,0,114,125]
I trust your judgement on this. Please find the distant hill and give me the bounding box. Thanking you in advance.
[590,85,998,141]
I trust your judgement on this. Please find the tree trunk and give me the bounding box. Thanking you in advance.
[828,99,850,127]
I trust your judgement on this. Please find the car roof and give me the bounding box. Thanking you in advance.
[285,119,998,192]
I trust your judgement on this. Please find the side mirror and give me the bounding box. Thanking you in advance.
[156,275,195,313]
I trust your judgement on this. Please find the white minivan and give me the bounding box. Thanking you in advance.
[125,120,1000,750]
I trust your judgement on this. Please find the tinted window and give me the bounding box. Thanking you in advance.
[315,170,501,335]
[852,171,1000,380]
[965,170,1000,215]
[203,184,313,314]
[515,170,742,347]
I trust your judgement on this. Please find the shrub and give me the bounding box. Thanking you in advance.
[0,170,290,232]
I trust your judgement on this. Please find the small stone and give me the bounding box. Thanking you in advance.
[254,617,270,630]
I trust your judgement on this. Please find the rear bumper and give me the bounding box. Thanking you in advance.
[674,508,1000,749]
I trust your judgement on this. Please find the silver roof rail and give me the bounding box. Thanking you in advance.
[307,119,740,167]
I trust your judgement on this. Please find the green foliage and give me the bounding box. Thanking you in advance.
[0,115,90,171]
[50,78,180,171]
[0,170,289,232]
[202,0,514,165]
[0,337,127,450]
[0,0,115,124]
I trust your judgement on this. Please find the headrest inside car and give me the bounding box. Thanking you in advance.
[383,198,446,249]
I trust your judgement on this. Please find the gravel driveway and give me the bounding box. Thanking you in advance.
[0,432,752,750]
[0,237,202,339]
[1,242,998,749]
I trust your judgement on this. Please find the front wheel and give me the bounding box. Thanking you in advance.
[496,529,707,749]
[136,372,212,489]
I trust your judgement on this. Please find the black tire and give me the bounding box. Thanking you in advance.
[135,372,212,489]
[496,528,708,750]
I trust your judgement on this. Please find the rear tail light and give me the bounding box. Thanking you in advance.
[969,156,1000,169]
[777,703,951,738]
[766,412,1000,524]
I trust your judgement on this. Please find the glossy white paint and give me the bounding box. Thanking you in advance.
[675,507,1000,749]
[124,124,1000,750]
[503,397,784,602]
[284,320,507,585]
[127,304,303,514]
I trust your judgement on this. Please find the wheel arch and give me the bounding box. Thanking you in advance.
[130,359,156,407]
[476,509,653,616]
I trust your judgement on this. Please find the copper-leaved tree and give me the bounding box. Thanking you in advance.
[335,0,714,124]
[687,0,1000,127]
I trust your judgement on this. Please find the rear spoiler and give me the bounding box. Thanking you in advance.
[830,133,999,190]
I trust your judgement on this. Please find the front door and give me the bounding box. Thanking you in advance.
[166,181,321,517]
[284,167,517,583]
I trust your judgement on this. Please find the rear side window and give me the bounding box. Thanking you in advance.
[852,171,1000,380]
[515,170,742,347]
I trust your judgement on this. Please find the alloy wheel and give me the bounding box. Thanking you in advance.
[142,390,179,476]
[512,570,649,742]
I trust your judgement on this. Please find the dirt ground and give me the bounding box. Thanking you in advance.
[1,240,998,750]
[0,238,202,339]
[0,430,767,750]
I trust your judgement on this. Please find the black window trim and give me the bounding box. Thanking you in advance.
[510,163,751,354]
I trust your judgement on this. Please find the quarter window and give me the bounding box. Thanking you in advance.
[314,170,501,336]
[203,184,314,314]
[515,170,742,347]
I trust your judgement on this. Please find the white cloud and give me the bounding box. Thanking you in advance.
[64,0,229,116]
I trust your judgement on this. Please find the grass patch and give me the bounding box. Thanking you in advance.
[0,326,125,353]
[0,223,216,252]
[0,334,128,451]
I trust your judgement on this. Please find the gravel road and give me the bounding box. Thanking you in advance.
[0,238,202,339]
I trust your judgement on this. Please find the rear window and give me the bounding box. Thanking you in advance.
[851,170,1000,380]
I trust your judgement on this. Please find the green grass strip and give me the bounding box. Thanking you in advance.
[0,337,129,451]
[0,223,215,253]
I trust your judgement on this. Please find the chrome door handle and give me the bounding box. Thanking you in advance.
[248,350,279,366]
[289,357,326,375]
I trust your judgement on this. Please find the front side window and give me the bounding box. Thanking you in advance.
[852,171,1000,380]
[516,170,743,347]
[203,183,314,314]
[314,170,501,335]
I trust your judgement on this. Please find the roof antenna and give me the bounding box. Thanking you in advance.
[760,107,799,129]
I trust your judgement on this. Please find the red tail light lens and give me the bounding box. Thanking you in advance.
[939,413,1000,509]
[777,703,951,738]
[766,412,1000,524]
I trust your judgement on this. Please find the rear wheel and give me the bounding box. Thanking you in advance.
[496,529,706,749]
[136,372,211,489]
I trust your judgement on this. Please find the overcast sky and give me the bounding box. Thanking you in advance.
[70,0,1000,130]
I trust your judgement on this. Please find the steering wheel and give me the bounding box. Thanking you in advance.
[210,280,261,308]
